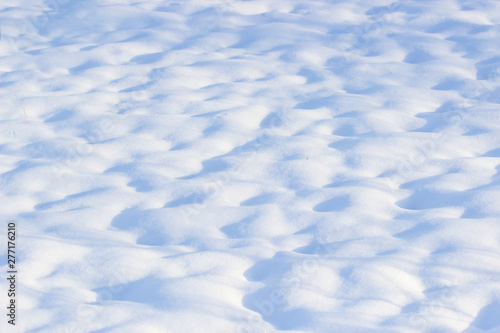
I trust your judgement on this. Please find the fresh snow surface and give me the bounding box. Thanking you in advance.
[1,0,500,332]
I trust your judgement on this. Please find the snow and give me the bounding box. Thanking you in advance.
[1,0,500,332]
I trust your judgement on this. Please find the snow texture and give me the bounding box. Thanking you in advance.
[1,0,500,332]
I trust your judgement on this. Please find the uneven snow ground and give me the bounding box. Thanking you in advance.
[1,0,500,332]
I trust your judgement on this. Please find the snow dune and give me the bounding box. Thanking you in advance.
[1,0,500,332]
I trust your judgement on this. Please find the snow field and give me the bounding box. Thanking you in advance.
[1,0,500,332]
